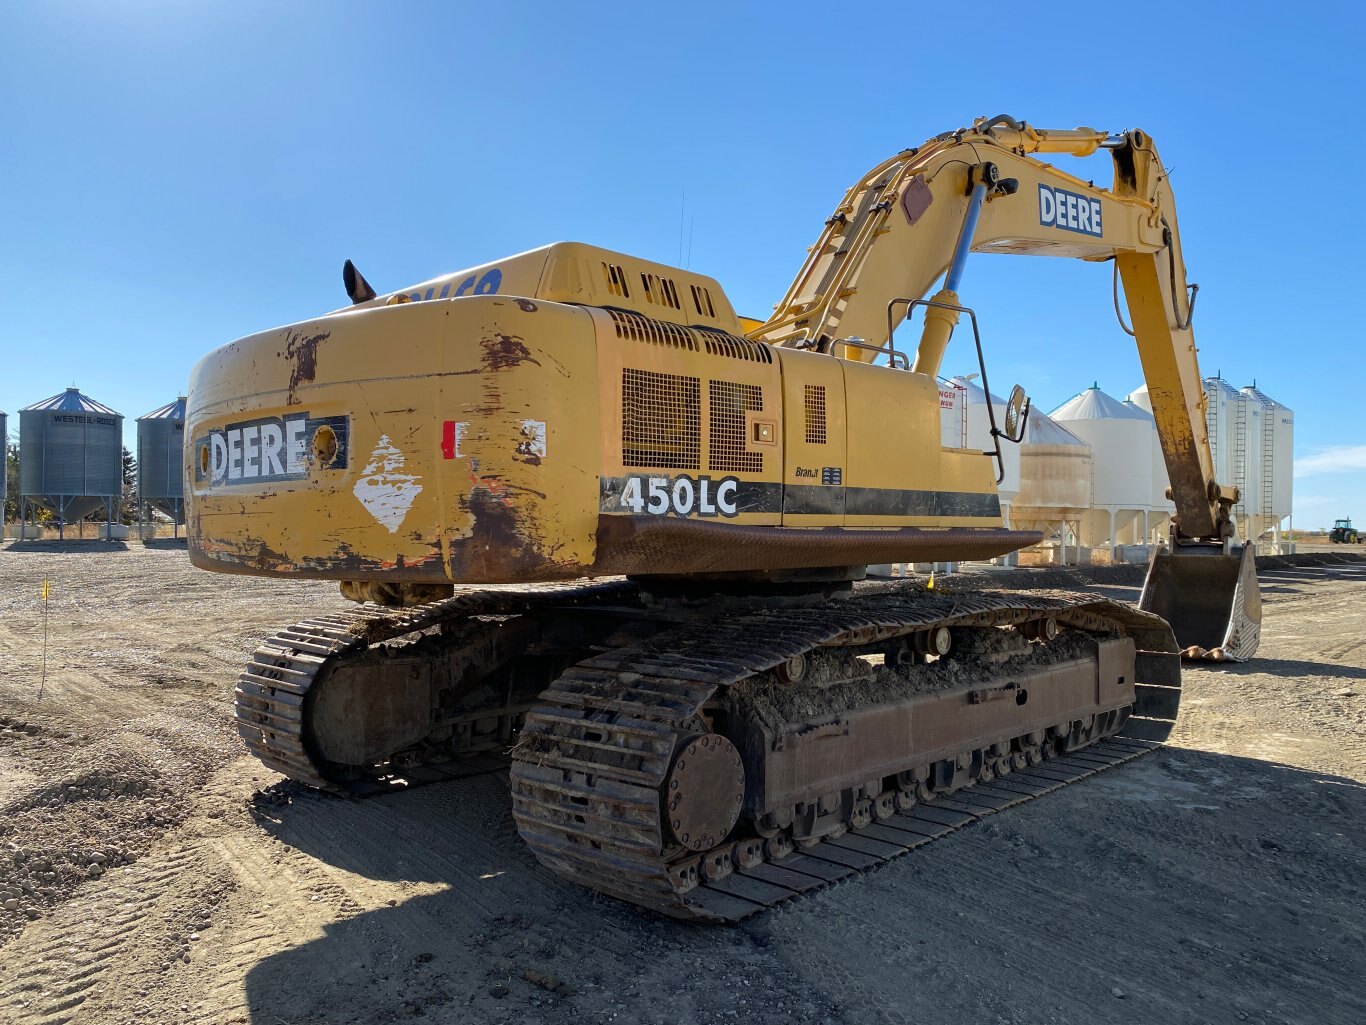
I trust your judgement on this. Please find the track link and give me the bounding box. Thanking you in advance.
[234,579,637,795]
[510,588,1179,920]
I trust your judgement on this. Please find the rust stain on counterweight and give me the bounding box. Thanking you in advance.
[481,333,540,372]
[282,329,330,404]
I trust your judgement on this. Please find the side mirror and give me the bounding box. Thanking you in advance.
[1003,384,1030,443]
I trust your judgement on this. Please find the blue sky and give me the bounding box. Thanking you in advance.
[2,1,1362,528]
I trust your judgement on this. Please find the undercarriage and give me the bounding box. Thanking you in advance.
[234,578,1180,918]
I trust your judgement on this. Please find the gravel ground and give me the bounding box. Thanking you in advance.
[0,541,1362,1025]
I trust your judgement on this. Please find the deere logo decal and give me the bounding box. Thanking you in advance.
[195,413,349,486]
[1038,184,1103,238]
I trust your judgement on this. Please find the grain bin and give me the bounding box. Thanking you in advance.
[947,376,1020,508]
[1051,384,1152,553]
[137,397,186,533]
[1124,384,1175,541]
[19,388,124,537]
[1010,410,1093,563]
[1202,376,1241,495]
[1234,389,1264,522]
[1015,411,1092,513]
[1241,384,1294,548]
[938,380,966,448]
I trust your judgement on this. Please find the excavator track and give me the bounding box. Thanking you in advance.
[234,579,638,795]
[236,578,1182,920]
[510,588,1180,921]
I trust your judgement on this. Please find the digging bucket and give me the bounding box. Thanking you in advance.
[1138,544,1261,660]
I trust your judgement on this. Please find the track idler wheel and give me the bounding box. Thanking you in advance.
[664,734,745,853]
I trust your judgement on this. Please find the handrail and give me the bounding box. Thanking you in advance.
[888,297,1008,483]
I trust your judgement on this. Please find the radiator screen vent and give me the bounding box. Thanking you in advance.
[640,272,683,310]
[690,284,716,318]
[804,385,827,445]
[608,309,698,351]
[602,262,631,299]
[709,380,763,474]
[697,328,774,365]
[622,368,700,469]
[610,310,772,364]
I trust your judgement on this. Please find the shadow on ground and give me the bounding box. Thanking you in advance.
[142,538,189,550]
[1209,657,1366,682]
[242,749,1366,1025]
[1,540,130,553]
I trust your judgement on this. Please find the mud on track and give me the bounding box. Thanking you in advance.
[0,541,1362,1025]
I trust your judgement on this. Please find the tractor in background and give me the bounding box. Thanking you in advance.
[1330,518,1361,544]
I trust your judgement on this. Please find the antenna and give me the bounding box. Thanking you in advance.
[678,188,686,267]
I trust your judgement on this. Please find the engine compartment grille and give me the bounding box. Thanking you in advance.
[804,384,827,445]
[609,310,772,364]
[622,368,701,469]
[709,380,763,474]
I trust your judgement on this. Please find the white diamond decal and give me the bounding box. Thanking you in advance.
[352,434,423,533]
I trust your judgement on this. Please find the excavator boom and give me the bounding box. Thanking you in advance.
[751,115,1258,657]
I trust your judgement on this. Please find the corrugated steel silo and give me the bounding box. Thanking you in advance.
[1010,410,1093,537]
[1228,388,1264,522]
[19,388,124,525]
[1241,384,1293,541]
[1202,377,1241,495]
[137,397,186,527]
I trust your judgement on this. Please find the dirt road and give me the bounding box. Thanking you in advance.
[0,543,1362,1025]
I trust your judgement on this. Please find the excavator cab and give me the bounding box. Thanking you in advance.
[1139,544,1261,660]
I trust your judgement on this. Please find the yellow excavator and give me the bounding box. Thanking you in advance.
[186,115,1259,919]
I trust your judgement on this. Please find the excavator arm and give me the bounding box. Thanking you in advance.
[752,116,1259,657]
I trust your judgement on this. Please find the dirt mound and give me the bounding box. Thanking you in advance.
[932,563,1148,593]
[1,745,192,938]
